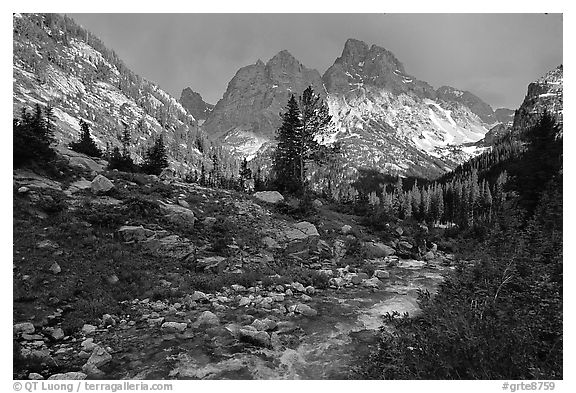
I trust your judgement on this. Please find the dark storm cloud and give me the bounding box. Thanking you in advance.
[68,13,562,109]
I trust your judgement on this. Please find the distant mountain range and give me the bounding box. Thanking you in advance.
[12,14,562,181]
[198,38,524,178]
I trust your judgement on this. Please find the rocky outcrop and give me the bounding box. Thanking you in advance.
[512,65,563,134]
[179,88,214,122]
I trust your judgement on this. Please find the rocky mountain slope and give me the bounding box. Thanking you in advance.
[203,38,509,178]
[202,51,325,159]
[179,88,214,124]
[13,13,220,176]
[512,64,563,134]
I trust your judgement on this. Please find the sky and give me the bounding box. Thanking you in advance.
[68,13,562,110]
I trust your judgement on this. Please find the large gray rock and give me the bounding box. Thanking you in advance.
[282,221,320,254]
[251,318,277,331]
[294,303,318,317]
[90,175,114,194]
[239,328,270,347]
[161,322,188,333]
[82,346,112,372]
[118,225,155,243]
[362,277,384,289]
[159,202,196,228]
[364,242,395,258]
[292,221,319,237]
[254,191,284,204]
[47,372,87,380]
[14,322,35,335]
[195,311,220,327]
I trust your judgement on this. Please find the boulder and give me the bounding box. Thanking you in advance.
[238,297,251,307]
[395,227,404,236]
[294,303,318,317]
[291,282,306,292]
[161,322,188,333]
[49,262,61,274]
[239,328,270,347]
[251,318,277,331]
[28,373,44,380]
[362,277,384,289]
[363,242,395,258]
[312,199,323,208]
[293,221,320,237]
[283,222,320,253]
[196,311,220,327]
[46,327,65,341]
[83,346,112,371]
[118,226,155,242]
[159,202,196,228]
[81,338,97,352]
[14,322,35,335]
[253,191,284,204]
[47,372,87,380]
[90,175,114,194]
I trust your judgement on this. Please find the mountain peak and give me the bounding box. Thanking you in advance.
[338,38,369,65]
[179,88,214,122]
[267,49,300,67]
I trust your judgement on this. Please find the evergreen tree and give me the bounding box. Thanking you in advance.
[273,94,303,194]
[70,119,102,157]
[13,104,56,167]
[273,86,333,196]
[141,134,169,175]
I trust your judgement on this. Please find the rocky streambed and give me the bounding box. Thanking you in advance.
[16,254,452,380]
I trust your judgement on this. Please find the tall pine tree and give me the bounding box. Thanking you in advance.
[141,134,169,175]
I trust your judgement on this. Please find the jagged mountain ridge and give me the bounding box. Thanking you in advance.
[202,38,508,178]
[202,50,325,159]
[179,88,214,123]
[13,13,225,176]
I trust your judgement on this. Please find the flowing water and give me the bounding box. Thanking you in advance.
[109,258,452,380]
